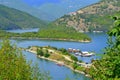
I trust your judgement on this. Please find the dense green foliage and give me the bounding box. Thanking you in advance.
[37,48,44,56]
[70,55,78,62]
[37,48,50,58]
[44,53,50,58]
[58,48,69,55]
[0,39,51,80]
[37,24,91,41]
[89,13,120,79]
[72,62,78,70]
[17,24,91,41]
[0,4,46,30]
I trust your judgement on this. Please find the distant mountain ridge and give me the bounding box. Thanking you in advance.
[54,0,120,32]
[0,4,45,30]
[0,0,100,21]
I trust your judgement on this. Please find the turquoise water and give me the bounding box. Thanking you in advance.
[13,32,107,63]
[6,28,39,33]
[2,0,105,79]
[8,28,107,79]
[9,32,107,80]
[22,51,90,80]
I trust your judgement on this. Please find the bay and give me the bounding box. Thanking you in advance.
[9,32,107,80]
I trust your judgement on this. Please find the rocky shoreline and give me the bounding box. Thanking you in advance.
[10,37,91,43]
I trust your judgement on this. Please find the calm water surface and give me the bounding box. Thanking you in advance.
[8,28,108,80]
[3,0,104,79]
[6,28,39,33]
[22,51,90,80]
[9,31,107,80]
[13,32,107,63]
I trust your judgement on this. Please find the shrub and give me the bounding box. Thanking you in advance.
[37,49,44,56]
[72,62,78,70]
[70,55,78,62]
[44,53,50,58]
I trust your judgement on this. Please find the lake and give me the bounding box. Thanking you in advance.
[6,28,39,33]
[9,29,107,80]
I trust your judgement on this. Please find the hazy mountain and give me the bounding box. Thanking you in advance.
[54,0,120,32]
[0,0,100,21]
[0,4,45,30]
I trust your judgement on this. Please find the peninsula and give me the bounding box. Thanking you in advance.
[0,26,91,43]
[24,46,92,77]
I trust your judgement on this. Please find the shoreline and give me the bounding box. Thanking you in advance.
[25,49,91,77]
[10,37,91,43]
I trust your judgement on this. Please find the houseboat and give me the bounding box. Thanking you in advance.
[68,48,95,57]
[81,51,95,57]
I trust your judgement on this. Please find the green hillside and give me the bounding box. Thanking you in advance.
[36,24,91,42]
[54,0,120,32]
[0,24,91,42]
[0,5,46,30]
[0,4,91,42]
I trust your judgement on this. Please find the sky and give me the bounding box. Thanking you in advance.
[22,0,61,6]
[22,0,100,8]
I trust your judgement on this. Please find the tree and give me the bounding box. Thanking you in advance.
[70,55,78,62]
[0,39,51,80]
[37,48,44,56]
[44,53,50,58]
[59,48,69,55]
[59,48,67,53]
[89,13,120,80]
[72,62,78,70]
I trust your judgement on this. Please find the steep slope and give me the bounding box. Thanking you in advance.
[55,0,120,32]
[0,5,46,30]
[0,0,54,21]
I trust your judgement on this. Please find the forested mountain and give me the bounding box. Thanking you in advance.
[54,0,120,32]
[0,0,99,21]
[0,5,46,30]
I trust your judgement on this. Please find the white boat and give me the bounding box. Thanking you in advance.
[81,51,95,57]
[75,52,79,56]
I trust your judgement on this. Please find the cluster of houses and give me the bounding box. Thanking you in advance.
[68,48,95,57]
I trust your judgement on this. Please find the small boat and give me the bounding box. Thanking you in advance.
[81,51,95,57]
[56,62,64,66]
[75,52,79,56]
